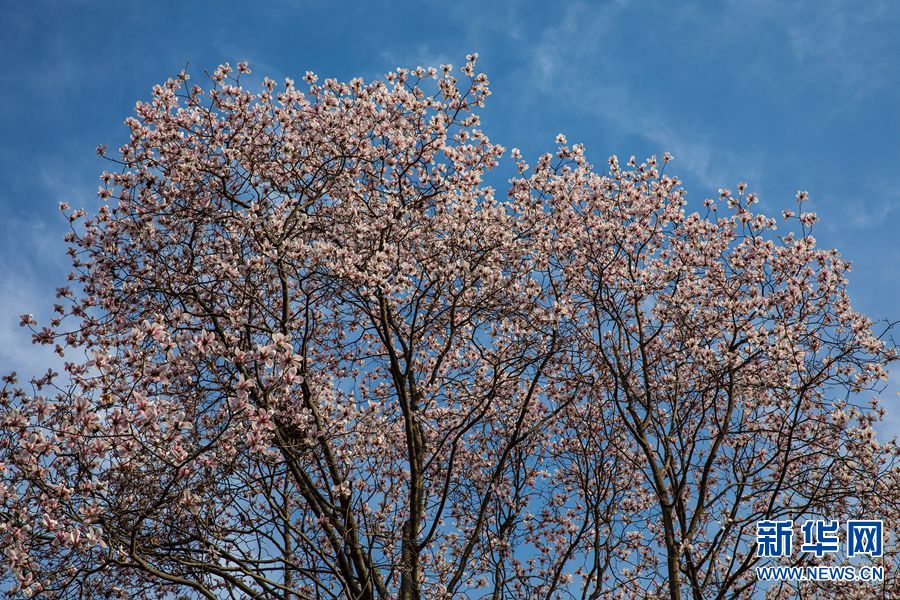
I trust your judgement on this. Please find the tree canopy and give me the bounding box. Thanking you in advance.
[1,57,896,599]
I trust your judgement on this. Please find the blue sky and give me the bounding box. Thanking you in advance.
[1,0,898,435]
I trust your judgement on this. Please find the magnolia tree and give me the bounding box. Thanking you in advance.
[1,57,897,599]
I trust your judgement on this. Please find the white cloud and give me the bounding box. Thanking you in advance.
[0,268,64,380]
[521,1,756,190]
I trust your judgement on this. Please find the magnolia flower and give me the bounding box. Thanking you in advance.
[0,58,893,600]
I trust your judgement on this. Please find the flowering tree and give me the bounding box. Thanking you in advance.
[514,148,898,599]
[0,58,896,599]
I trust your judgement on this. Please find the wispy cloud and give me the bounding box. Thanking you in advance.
[521,1,756,190]
[0,218,68,379]
[0,275,63,379]
[782,0,893,98]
